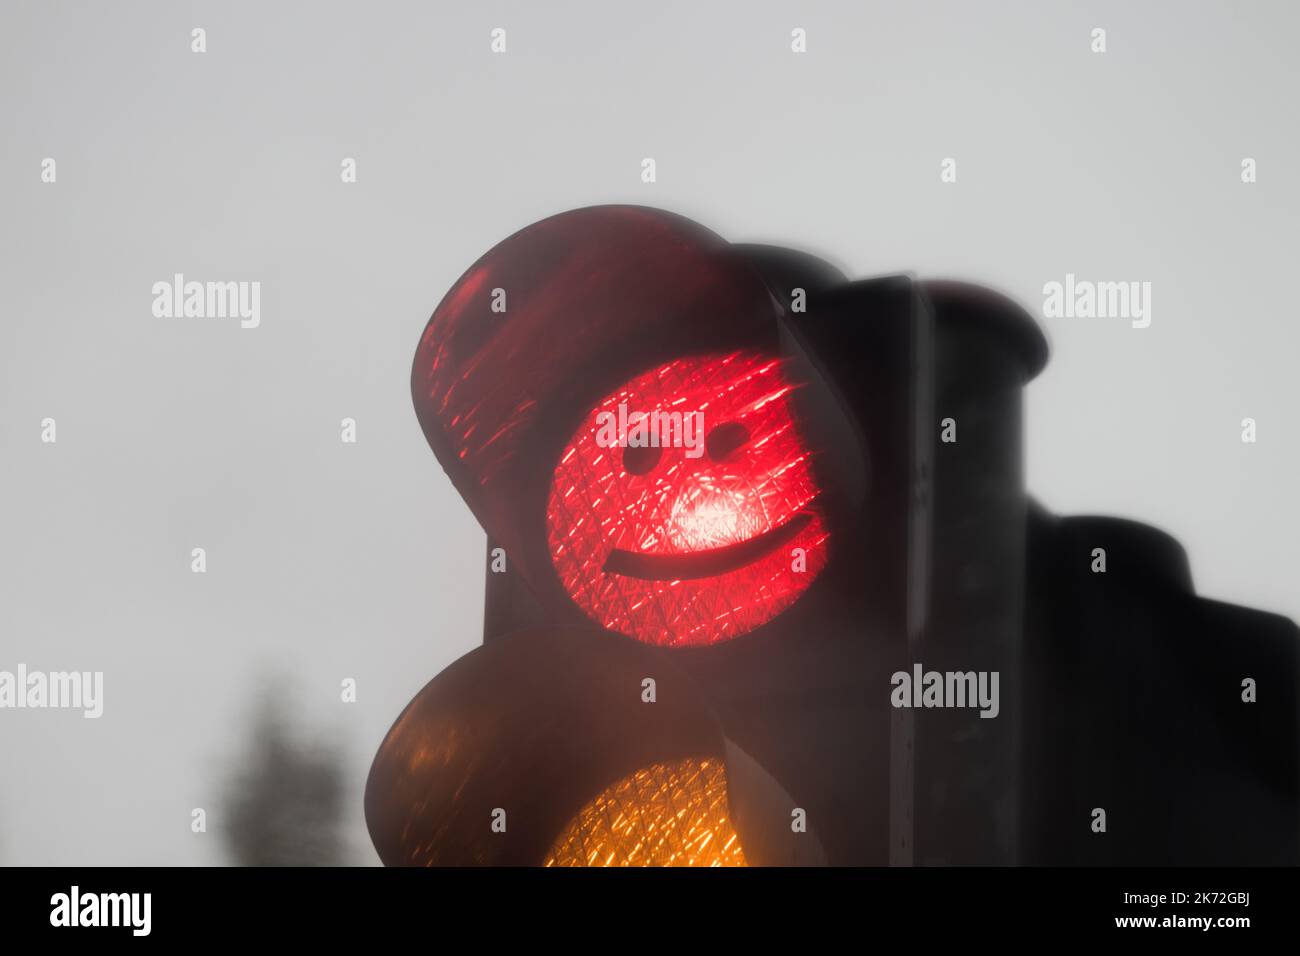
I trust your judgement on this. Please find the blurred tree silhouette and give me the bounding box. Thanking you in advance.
[222,684,347,866]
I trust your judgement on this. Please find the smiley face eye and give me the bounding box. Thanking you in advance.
[706,421,749,461]
[623,444,662,476]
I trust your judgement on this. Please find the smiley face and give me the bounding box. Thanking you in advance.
[546,351,828,647]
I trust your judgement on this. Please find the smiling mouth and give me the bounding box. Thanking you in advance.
[602,511,814,581]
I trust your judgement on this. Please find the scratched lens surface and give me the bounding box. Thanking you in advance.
[544,757,748,867]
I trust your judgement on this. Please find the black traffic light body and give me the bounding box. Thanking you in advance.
[374,204,1300,867]
[1022,511,1300,865]
[477,265,931,865]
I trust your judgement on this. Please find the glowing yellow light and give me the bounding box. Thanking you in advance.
[544,757,748,867]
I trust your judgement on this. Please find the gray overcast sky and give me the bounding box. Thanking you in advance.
[2,0,1296,865]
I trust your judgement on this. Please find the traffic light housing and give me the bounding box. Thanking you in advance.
[372,204,1300,866]
[365,627,825,866]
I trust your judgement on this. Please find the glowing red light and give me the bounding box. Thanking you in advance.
[546,351,828,647]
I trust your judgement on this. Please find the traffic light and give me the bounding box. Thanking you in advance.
[365,627,825,866]
[370,204,1300,866]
